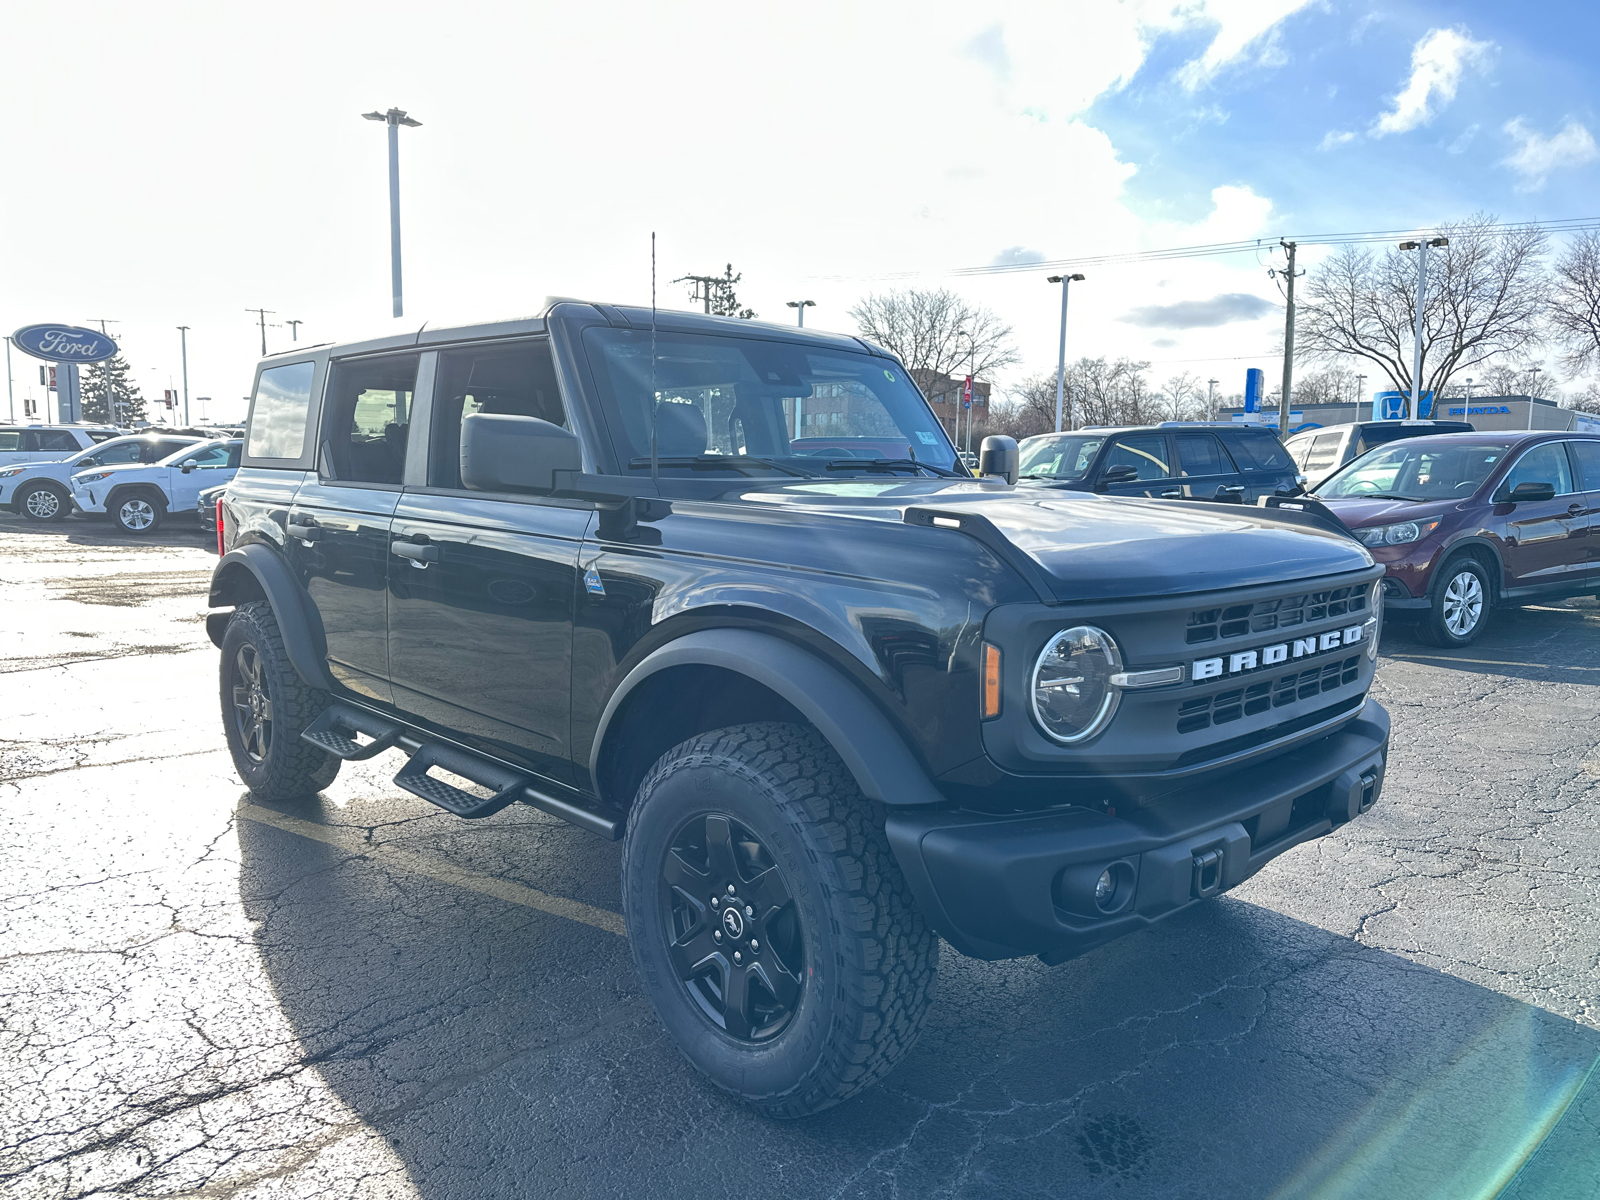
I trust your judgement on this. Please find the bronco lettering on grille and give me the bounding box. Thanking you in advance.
[1192,625,1366,681]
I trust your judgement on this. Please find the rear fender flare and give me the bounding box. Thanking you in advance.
[208,544,335,690]
[592,628,948,808]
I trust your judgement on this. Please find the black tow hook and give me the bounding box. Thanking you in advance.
[1192,847,1225,899]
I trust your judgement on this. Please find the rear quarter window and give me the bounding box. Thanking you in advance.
[247,361,317,460]
[1231,432,1291,471]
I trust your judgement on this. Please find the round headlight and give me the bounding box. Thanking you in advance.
[1386,521,1421,544]
[1031,625,1122,744]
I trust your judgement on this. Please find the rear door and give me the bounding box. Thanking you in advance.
[1095,433,1178,499]
[1496,441,1587,594]
[1302,430,1346,488]
[1565,439,1600,582]
[386,338,591,782]
[1173,432,1243,502]
[287,352,421,703]
[169,442,238,511]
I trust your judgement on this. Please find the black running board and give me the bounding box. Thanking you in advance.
[301,702,623,838]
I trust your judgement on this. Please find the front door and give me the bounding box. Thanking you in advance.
[1096,433,1177,499]
[385,338,589,783]
[170,442,240,511]
[1496,441,1587,593]
[1568,440,1600,583]
[287,352,420,703]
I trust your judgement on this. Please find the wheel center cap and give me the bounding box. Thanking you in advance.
[721,906,745,940]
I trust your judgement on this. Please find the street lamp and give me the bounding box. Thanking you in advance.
[1356,374,1367,411]
[286,319,303,341]
[1398,236,1447,417]
[176,326,190,426]
[785,300,815,327]
[362,107,423,318]
[1465,376,1473,403]
[1047,273,1086,432]
[1207,378,1218,415]
[1528,366,1542,429]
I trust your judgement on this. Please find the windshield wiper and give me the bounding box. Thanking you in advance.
[1342,492,1426,502]
[823,458,961,478]
[1017,472,1067,481]
[627,455,817,478]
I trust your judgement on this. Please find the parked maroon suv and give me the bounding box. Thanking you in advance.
[1313,431,1600,645]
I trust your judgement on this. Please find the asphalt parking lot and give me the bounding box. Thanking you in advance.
[2,512,1597,1200]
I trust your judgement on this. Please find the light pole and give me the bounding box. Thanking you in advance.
[1207,378,1218,416]
[4,336,14,422]
[176,326,191,426]
[1356,374,1367,412]
[1048,273,1085,432]
[362,107,423,318]
[785,300,815,327]
[286,319,303,341]
[1398,236,1448,417]
[1528,366,1542,428]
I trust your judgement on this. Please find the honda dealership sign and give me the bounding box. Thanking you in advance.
[11,323,118,364]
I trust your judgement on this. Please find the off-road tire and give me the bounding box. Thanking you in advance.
[622,722,938,1119]
[220,602,341,799]
[1417,556,1491,647]
[19,482,70,522]
[111,489,166,535]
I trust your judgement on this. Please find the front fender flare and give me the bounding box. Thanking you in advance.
[208,544,335,691]
[592,629,949,808]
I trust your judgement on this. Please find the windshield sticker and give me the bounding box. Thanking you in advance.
[915,431,939,444]
[884,370,897,382]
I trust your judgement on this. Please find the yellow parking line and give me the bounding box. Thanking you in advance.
[237,803,627,937]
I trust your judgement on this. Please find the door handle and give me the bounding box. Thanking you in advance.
[392,539,439,566]
[1159,489,1182,499]
[1217,485,1245,494]
[287,521,323,543]
[1567,503,1585,515]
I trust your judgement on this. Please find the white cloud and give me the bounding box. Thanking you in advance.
[1446,123,1480,154]
[1371,27,1494,136]
[1169,0,1317,90]
[1501,118,1599,190]
[1319,130,1358,151]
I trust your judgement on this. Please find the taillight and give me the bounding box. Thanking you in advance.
[215,497,226,556]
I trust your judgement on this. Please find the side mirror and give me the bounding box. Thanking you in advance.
[1497,480,1556,504]
[978,435,1018,484]
[460,413,583,493]
[1095,463,1138,492]
[180,459,199,474]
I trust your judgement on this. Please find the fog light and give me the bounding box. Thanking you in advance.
[1095,869,1115,905]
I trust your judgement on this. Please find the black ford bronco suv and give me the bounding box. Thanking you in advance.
[208,302,1390,1117]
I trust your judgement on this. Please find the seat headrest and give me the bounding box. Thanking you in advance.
[654,402,707,456]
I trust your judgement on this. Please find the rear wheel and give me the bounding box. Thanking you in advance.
[19,482,70,522]
[220,602,341,799]
[622,723,938,1118]
[1418,557,1491,646]
[112,491,165,535]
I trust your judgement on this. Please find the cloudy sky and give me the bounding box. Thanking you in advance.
[3,0,1596,422]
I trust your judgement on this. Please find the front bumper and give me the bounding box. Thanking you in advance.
[888,698,1389,962]
[72,486,107,514]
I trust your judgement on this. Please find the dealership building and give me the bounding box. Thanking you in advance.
[1221,394,1600,435]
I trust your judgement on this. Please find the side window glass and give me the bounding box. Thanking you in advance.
[0,432,20,451]
[1572,441,1600,491]
[1176,433,1235,476]
[321,355,418,485]
[247,361,317,460]
[185,444,231,467]
[1103,435,1171,480]
[91,443,144,466]
[37,431,80,451]
[1502,443,1575,496]
[226,443,242,468]
[430,341,567,489]
[1305,432,1344,472]
[149,441,187,462]
[1238,434,1290,471]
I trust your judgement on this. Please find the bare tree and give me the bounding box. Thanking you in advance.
[1566,382,1600,414]
[1549,230,1600,375]
[1158,372,1201,421]
[1474,359,1558,399]
[1297,214,1550,403]
[1292,365,1362,406]
[849,289,1020,388]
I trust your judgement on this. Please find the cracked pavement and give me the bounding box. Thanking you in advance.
[1,512,1597,1199]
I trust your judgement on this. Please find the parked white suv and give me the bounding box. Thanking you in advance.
[1,434,203,522]
[0,424,121,469]
[72,438,243,534]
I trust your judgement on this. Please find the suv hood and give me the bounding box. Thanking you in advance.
[739,480,1374,600]
[74,461,159,480]
[1316,496,1459,527]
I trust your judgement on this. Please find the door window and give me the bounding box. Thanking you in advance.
[321,356,419,485]
[29,431,80,452]
[1176,433,1236,476]
[1303,431,1345,474]
[150,440,195,461]
[1102,435,1172,481]
[1569,441,1600,491]
[247,361,317,460]
[180,443,234,467]
[1502,443,1576,496]
[430,341,568,489]
[81,442,146,468]
[0,432,20,451]
[1233,433,1291,471]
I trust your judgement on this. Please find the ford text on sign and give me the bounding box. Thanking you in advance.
[12,324,118,364]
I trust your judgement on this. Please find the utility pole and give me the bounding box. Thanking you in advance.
[362,108,422,317]
[674,275,722,314]
[1356,374,1367,413]
[176,326,191,426]
[1276,241,1302,436]
[1399,236,1448,417]
[785,300,815,327]
[1528,366,1542,429]
[1048,273,1086,432]
[245,308,275,357]
[4,336,14,422]
[1207,378,1218,416]
[286,319,303,341]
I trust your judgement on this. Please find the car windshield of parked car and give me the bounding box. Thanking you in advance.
[1017,435,1105,481]
[1318,442,1511,500]
[582,327,963,477]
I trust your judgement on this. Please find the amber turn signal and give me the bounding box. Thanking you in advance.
[982,642,1002,718]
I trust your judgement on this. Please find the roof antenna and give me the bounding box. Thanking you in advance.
[650,231,659,484]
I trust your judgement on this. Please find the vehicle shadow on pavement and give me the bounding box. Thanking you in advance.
[1382,598,1600,688]
[0,512,210,548]
[237,793,1600,1200]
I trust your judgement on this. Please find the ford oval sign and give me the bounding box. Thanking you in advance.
[12,324,118,364]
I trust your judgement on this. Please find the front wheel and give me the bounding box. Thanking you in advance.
[112,492,165,535]
[622,723,938,1118]
[1418,558,1491,646]
[20,482,70,522]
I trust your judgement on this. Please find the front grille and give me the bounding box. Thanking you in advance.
[1186,586,1367,645]
[1177,655,1362,734]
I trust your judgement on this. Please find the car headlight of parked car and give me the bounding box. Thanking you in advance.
[0,467,24,479]
[75,471,115,484]
[1356,519,1440,548]
[1031,626,1123,744]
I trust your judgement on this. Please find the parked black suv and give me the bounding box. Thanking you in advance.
[1016,421,1300,502]
[208,303,1390,1117]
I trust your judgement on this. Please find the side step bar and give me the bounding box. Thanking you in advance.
[301,703,624,839]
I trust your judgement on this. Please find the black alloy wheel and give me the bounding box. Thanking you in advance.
[662,812,804,1041]
[230,643,273,763]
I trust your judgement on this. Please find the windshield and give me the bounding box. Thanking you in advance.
[581,327,963,477]
[1017,435,1105,481]
[1318,442,1511,500]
